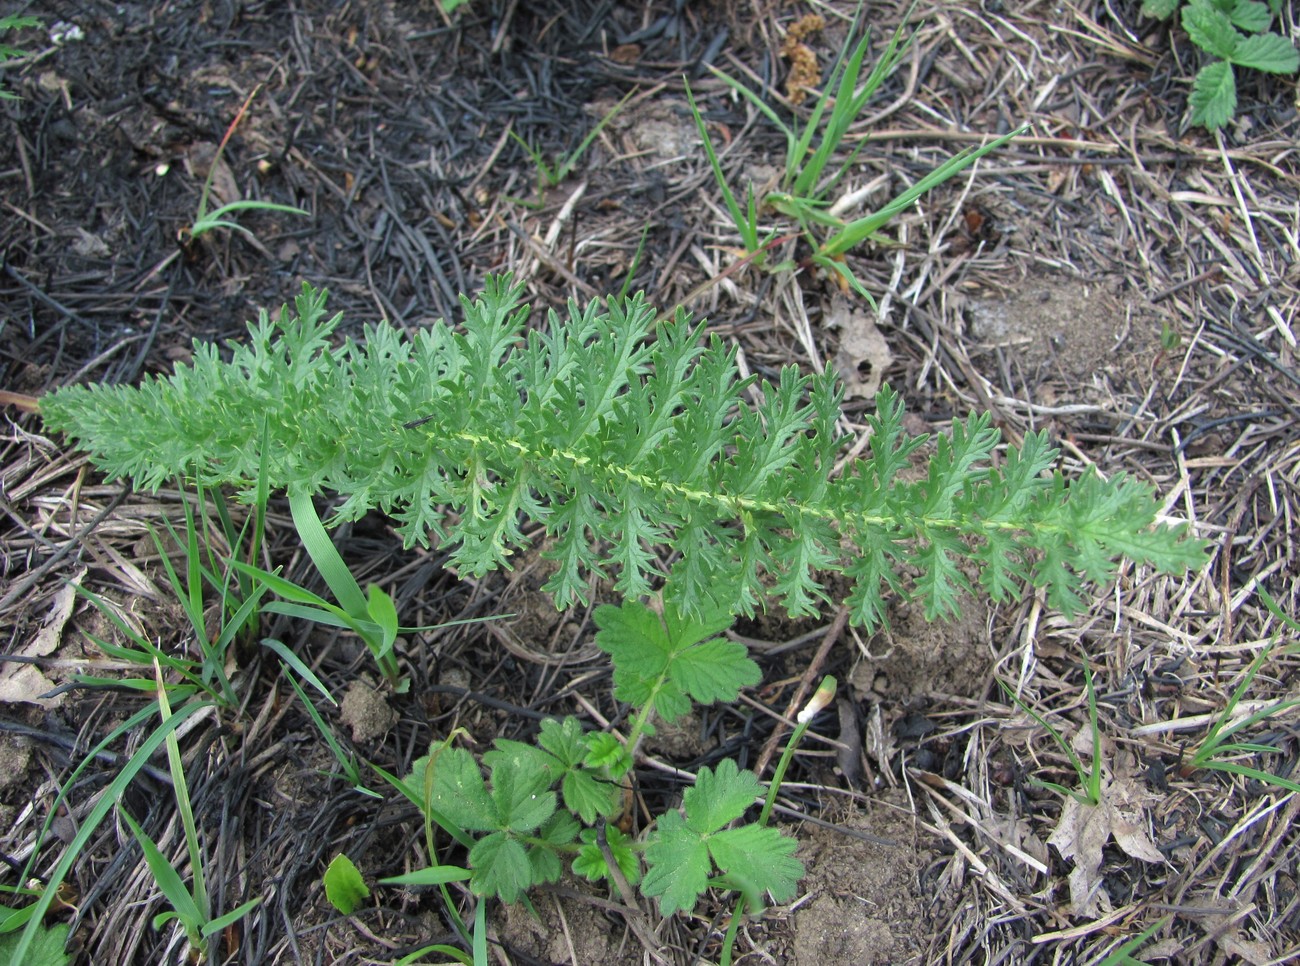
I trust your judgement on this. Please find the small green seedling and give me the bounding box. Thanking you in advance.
[508,89,634,207]
[181,85,309,244]
[369,600,802,923]
[233,487,502,692]
[323,854,370,915]
[1178,588,1300,792]
[1000,664,1104,806]
[1141,0,1300,130]
[688,5,1020,300]
[0,15,39,100]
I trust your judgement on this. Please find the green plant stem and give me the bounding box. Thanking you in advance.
[720,676,835,966]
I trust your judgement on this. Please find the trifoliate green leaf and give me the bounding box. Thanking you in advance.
[529,717,621,822]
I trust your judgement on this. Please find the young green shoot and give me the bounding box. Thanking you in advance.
[1178,588,1300,792]
[684,79,768,257]
[181,85,309,244]
[229,487,410,689]
[688,4,1023,300]
[1001,664,1104,806]
[323,853,370,916]
[508,88,635,206]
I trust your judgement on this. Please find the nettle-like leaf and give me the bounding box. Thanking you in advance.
[41,276,1208,629]
[1182,1,1243,61]
[1190,61,1238,131]
[594,599,760,724]
[641,760,802,916]
[1232,32,1300,73]
[1225,1,1272,35]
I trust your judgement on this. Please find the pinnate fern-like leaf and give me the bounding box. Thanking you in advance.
[41,276,1208,627]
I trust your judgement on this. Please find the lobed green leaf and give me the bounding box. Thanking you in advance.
[642,760,802,916]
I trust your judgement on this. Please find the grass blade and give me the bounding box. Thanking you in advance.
[11,701,211,964]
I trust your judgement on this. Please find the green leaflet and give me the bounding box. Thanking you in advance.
[594,598,759,724]
[41,276,1208,628]
[642,760,802,916]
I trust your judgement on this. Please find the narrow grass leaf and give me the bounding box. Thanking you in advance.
[262,638,336,704]
[118,808,205,939]
[288,487,368,616]
[379,866,472,887]
[200,898,262,938]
